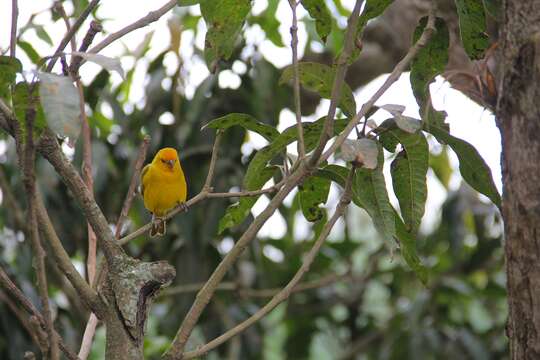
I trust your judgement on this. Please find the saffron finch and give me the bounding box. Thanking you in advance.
[141,147,187,237]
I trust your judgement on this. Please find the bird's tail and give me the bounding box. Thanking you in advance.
[150,215,166,237]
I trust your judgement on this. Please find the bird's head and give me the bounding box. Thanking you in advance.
[155,147,179,171]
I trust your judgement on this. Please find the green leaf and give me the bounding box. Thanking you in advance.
[18,41,41,65]
[38,72,82,142]
[316,164,427,283]
[410,17,449,109]
[12,82,47,136]
[381,128,428,233]
[218,166,277,234]
[203,113,279,142]
[200,0,251,72]
[250,0,284,47]
[280,62,356,117]
[299,176,330,222]
[354,144,396,245]
[430,146,452,188]
[395,214,428,284]
[425,122,501,207]
[35,25,53,46]
[0,56,22,99]
[301,0,332,42]
[455,0,489,60]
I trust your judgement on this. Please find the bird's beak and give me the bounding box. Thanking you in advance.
[166,159,175,169]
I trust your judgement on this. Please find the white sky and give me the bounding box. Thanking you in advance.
[0,0,502,246]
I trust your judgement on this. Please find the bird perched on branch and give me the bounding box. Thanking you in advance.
[141,147,187,237]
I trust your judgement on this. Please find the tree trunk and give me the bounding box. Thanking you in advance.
[497,1,540,358]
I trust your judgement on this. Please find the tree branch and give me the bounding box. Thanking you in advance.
[181,168,356,359]
[45,0,100,72]
[308,0,364,166]
[10,0,18,58]
[161,269,352,298]
[88,0,178,55]
[289,0,305,159]
[22,98,59,360]
[35,191,105,317]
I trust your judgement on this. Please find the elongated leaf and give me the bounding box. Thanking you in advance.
[35,25,53,46]
[410,17,449,108]
[218,117,348,233]
[0,56,22,99]
[71,52,125,79]
[299,176,330,222]
[316,164,428,282]
[301,0,332,42]
[381,127,429,233]
[354,144,396,244]
[425,122,501,207]
[430,146,452,188]
[218,166,277,234]
[38,72,81,142]
[395,213,428,284]
[18,41,41,65]
[455,0,489,60]
[280,62,356,117]
[200,0,251,72]
[203,113,279,141]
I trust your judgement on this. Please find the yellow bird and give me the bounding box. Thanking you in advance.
[141,147,187,237]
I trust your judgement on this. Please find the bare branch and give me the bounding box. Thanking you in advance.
[88,0,177,54]
[0,268,81,360]
[161,269,351,298]
[181,168,356,359]
[308,0,364,166]
[36,191,104,316]
[22,98,59,360]
[45,0,100,72]
[289,0,305,159]
[319,9,437,164]
[10,0,18,58]
[70,20,103,74]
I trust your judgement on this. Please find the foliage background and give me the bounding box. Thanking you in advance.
[0,0,506,359]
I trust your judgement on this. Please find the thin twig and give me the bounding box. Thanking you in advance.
[181,168,356,359]
[319,8,437,164]
[70,20,103,74]
[35,191,104,316]
[45,0,100,72]
[118,180,285,245]
[88,0,177,54]
[0,267,81,360]
[308,0,364,167]
[54,2,77,53]
[289,0,305,159]
[21,96,59,360]
[161,270,351,298]
[10,0,18,58]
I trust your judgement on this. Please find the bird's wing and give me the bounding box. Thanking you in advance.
[140,164,150,197]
